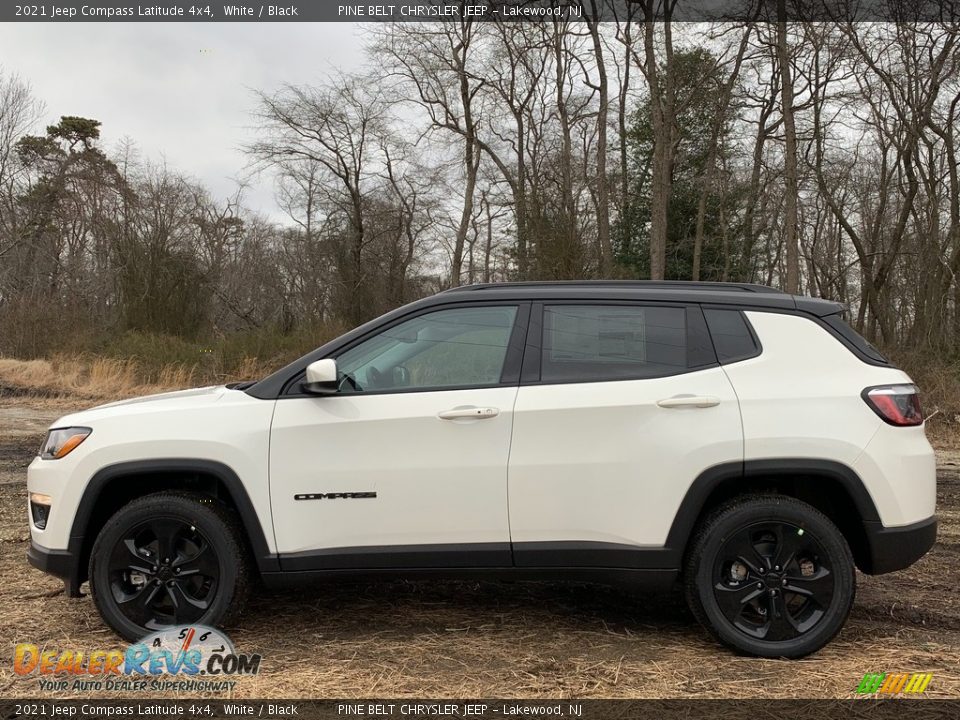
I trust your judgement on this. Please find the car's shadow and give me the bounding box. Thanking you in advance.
[240,579,699,643]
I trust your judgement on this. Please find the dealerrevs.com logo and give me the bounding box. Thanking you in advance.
[14,625,261,692]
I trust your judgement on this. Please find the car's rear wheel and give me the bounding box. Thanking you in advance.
[89,491,251,641]
[685,495,855,658]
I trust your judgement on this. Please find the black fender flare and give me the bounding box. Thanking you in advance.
[663,458,881,559]
[69,458,279,576]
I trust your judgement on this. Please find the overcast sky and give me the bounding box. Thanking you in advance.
[0,23,367,220]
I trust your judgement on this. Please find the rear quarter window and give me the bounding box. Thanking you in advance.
[703,309,760,364]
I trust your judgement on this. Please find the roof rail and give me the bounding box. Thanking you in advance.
[442,280,785,294]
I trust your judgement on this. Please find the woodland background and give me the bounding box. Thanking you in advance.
[1,16,959,419]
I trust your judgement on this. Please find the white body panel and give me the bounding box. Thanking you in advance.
[507,366,742,547]
[852,424,937,526]
[728,311,934,526]
[268,387,518,553]
[27,387,276,552]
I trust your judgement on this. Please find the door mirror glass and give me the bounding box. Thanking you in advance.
[303,358,338,394]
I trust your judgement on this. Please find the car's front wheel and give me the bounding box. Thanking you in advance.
[685,495,855,658]
[89,491,251,641]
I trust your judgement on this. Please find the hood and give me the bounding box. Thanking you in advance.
[90,385,226,410]
[52,385,230,427]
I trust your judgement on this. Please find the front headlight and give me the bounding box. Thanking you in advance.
[40,427,92,460]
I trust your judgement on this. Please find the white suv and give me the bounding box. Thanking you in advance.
[26,281,937,657]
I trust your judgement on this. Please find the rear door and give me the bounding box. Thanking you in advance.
[507,302,743,565]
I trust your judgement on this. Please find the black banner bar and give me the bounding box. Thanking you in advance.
[2,0,958,23]
[4,700,960,720]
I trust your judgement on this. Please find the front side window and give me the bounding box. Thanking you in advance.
[541,304,687,382]
[335,305,518,393]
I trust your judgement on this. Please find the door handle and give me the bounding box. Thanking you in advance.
[656,395,721,409]
[437,406,500,420]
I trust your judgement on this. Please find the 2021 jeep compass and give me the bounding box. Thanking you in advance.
[27,281,937,657]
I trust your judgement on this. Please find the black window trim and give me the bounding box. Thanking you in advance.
[701,306,764,365]
[703,304,893,368]
[820,313,890,366]
[520,300,718,386]
[247,295,897,401]
[280,301,531,398]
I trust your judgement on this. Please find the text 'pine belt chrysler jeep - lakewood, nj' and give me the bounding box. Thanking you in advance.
[27,281,937,657]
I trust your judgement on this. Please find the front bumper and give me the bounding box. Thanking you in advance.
[27,540,84,597]
[859,516,937,574]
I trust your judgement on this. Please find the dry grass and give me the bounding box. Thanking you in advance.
[0,356,200,401]
[1,472,958,699]
[890,350,960,449]
[0,396,958,700]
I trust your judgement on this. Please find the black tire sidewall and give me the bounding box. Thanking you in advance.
[89,494,241,642]
[690,497,855,658]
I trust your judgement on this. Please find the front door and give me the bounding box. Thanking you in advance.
[269,303,527,570]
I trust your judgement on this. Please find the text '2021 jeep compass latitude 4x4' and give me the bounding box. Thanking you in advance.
[27,281,936,657]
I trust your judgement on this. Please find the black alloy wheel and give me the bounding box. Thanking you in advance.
[106,517,220,629]
[89,491,251,641]
[712,520,834,641]
[685,495,855,658]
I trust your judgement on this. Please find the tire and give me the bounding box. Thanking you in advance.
[89,491,252,642]
[684,494,855,658]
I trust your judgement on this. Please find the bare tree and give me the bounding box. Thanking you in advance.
[581,0,614,274]
[691,25,750,280]
[376,20,483,287]
[249,75,390,324]
[636,0,678,280]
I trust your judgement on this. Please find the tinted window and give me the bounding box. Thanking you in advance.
[541,305,687,382]
[336,306,518,393]
[704,309,760,363]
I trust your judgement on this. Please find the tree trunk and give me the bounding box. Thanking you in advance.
[692,27,749,281]
[777,4,800,293]
[451,143,479,287]
[515,114,529,278]
[587,3,613,275]
[643,15,675,280]
[618,21,632,217]
[483,191,493,283]
[450,22,479,288]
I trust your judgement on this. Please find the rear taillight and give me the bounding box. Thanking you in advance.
[862,384,923,426]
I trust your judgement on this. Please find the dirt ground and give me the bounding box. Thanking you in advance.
[1,395,958,699]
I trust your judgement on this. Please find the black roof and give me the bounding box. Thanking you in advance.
[436,280,841,317]
[442,280,785,295]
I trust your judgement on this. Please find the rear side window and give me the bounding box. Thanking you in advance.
[704,309,760,364]
[822,314,889,365]
[541,305,686,382]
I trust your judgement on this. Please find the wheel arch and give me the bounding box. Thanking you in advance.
[69,459,278,593]
[668,459,880,573]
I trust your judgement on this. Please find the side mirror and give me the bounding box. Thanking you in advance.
[303,358,338,395]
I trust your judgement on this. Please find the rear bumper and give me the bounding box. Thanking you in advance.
[859,516,937,575]
[27,541,83,597]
